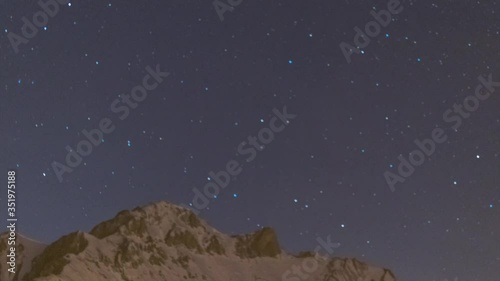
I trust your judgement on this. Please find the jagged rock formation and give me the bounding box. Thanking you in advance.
[233,227,281,258]
[0,201,397,281]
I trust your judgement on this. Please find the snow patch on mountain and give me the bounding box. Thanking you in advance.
[1,201,397,281]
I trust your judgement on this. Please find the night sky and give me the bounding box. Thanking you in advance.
[1,0,500,280]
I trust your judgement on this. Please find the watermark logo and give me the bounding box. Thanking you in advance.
[385,74,500,191]
[6,170,18,274]
[339,0,404,63]
[183,106,296,214]
[51,64,170,182]
[213,0,243,22]
[281,235,341,281]
[7,0,69,54]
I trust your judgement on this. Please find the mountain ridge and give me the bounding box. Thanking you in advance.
[1,200,397,281]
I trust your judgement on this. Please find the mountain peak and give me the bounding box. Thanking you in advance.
[89,200,202,239]
[232,227,281,258]
[1,201,397,281]
[24,231,88,281]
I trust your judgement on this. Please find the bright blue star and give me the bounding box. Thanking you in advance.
[233,193,237,198]
[127,140,131,147]
[288,59,293,64]
[490,204,493,208]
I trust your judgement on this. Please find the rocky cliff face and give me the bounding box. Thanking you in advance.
[1,201,397,281]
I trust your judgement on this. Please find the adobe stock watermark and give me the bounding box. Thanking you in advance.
[213,0,243,22]
[182,106,296,214]
[281,235,341,281]
[51,64,170,182]
[339,0,404,63]
[385,74,500,192]
[7,0,69,54]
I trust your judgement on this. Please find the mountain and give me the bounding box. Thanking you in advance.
[0,232,47,281]
[0,201,397,281]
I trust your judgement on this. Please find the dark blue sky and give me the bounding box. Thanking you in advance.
[1,0,499,280]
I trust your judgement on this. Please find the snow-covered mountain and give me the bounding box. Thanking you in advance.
[1,201,397,281]
[0,232,47,281]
